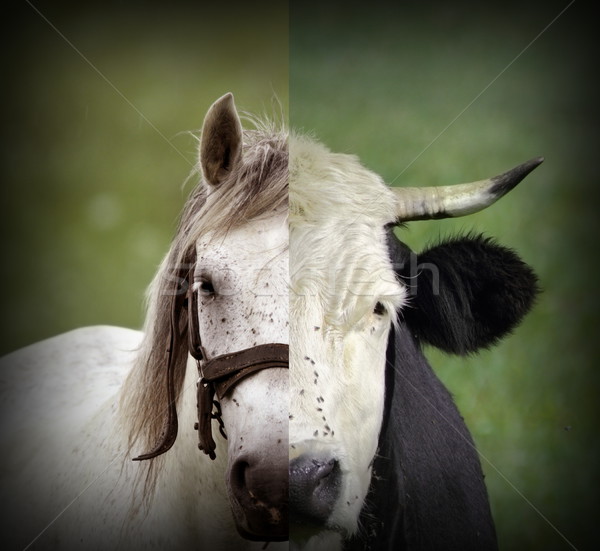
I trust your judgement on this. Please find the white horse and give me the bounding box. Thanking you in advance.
[288,133,541,550]
[0,94,289,550]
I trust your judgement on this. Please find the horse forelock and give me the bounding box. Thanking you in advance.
[119,116,288,487]
[184,117,289,246]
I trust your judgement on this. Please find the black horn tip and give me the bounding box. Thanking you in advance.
[489,156,544,197]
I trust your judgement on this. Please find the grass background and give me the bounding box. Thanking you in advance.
[0,0,288,354]
[1,1,597,550]
[290,1,598,550]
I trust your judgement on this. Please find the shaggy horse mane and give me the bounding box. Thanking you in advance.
[120,115,288,480]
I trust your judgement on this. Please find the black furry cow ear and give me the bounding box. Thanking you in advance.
[397,234,540,355]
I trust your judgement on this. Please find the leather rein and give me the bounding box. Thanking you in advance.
[134,252,289,462]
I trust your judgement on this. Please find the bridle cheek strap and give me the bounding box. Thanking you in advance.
[195,344,289,460]
[132,264,189,462]
[134,250,289,463]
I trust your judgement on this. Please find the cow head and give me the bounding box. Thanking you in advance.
[289,133,541,548]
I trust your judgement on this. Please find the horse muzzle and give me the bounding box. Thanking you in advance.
[201,344,289,541]
[229,457,289,541]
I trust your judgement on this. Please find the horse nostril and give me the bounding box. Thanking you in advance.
[289,455,341,525]
[230,458,287,505]
[230,459,250,497]
[228,457,288,539]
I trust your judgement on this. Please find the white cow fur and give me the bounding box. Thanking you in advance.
[289,134,406,550]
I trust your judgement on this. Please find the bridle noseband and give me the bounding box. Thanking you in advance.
[134,252,289,462]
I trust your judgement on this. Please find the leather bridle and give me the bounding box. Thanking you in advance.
[134,250,289,462]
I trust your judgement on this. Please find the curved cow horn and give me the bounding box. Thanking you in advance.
[393,157,544,222]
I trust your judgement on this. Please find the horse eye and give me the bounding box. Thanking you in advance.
[197,278,215,296]
[373,302,386,316]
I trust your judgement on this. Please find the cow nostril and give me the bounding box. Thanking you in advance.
[289,455,341,526]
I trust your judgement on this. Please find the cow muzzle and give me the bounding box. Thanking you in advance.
[289,442,342,539]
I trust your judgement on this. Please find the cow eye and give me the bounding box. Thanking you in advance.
[373,302,386,316]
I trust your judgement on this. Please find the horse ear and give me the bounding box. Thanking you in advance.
[200,93,243,188]
[394,233,539,355]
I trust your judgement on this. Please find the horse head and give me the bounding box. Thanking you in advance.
[123,94,289,541]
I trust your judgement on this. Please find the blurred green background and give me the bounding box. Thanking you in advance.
[1,1,597,550]
[1,0,288,353]
[291,1,597,550]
